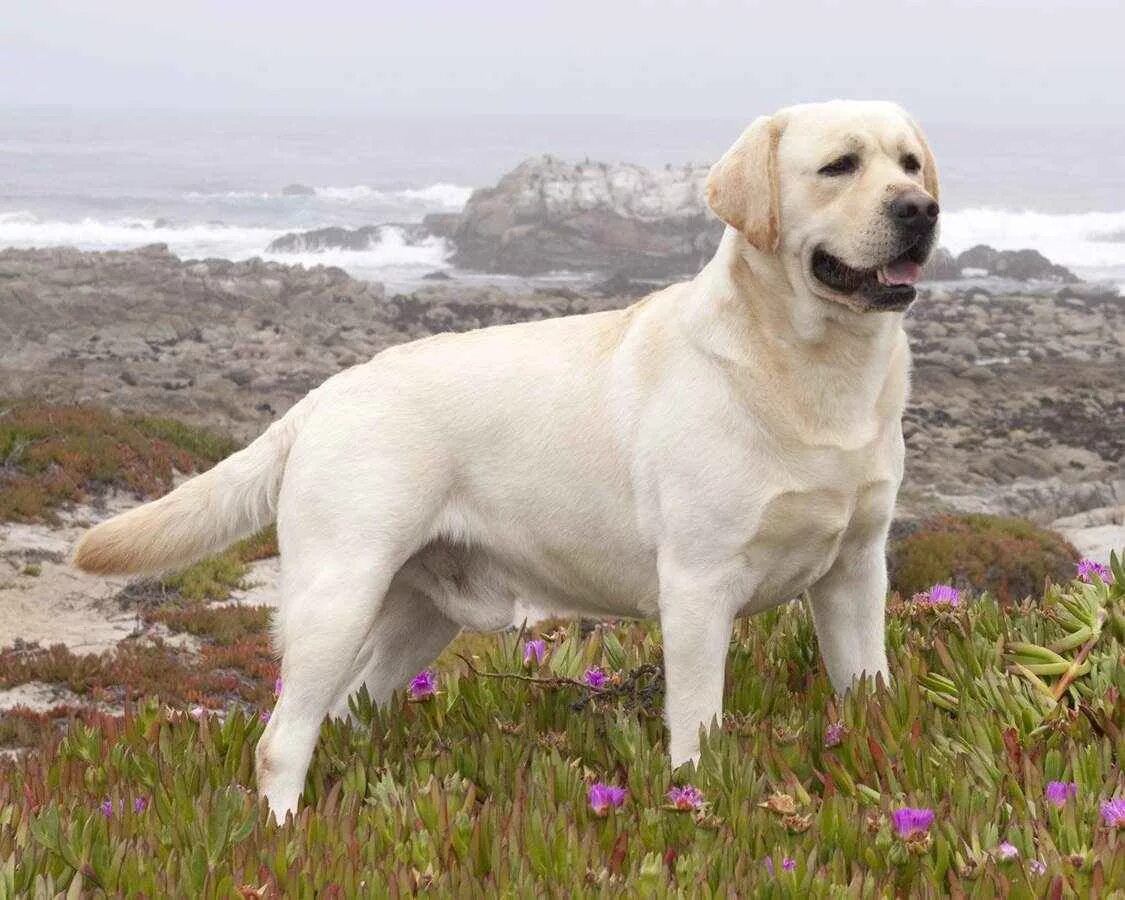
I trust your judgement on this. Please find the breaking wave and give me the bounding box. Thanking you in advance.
[941,207,1125,272]
[262,227,451,270]
[183,182,473,210]
[0,213,451,272]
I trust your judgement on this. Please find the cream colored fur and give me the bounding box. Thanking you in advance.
[75,100,939,818]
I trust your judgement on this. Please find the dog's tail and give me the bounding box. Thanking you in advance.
[74,396,315,575]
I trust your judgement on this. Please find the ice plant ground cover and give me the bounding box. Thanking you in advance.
[0,553,1120,895]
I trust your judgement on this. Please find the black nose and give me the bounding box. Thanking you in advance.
[888,190,939,232]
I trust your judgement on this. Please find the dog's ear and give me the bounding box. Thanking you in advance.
[706,115,784,253]
[907,117,940,201]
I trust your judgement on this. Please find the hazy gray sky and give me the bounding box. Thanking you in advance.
[3,0,1122,124]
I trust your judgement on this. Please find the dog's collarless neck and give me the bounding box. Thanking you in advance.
[680,229,909,434]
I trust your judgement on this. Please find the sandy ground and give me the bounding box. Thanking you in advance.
[0,494,140,654]
[223,556,281,610]
[0,680,114,714]
[0,491,281,658]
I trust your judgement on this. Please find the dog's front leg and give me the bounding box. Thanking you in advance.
[658,558,740,767]
[807,535,891,694]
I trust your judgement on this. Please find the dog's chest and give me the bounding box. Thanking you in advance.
[740,445,897,607]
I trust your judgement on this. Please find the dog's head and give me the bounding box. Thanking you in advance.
[707,100,940,313]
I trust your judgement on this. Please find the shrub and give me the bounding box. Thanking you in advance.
[160,554,251,603]
[0,401,239,522]
[889,513,1078,602]
[157,526,278,603]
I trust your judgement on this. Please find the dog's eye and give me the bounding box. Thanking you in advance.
[818,154,858,177]
[901,153,921,174]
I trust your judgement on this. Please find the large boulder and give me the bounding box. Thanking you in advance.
[955,245,1078,282]
[421,212,462,240]
[448,156,723,278]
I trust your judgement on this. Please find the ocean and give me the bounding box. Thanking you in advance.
[2,108,1124,291]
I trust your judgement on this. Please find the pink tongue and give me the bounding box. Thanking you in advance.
[882,260,921,285]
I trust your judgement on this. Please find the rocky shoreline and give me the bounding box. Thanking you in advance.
[1,244,1121,538]
[266,155,1099,289]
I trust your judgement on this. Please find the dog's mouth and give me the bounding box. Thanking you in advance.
[809,240,930,311]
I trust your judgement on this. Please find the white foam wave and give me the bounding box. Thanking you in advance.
[183,182,473,210]
[314,182,472,208]
[396,182,475,207]
[262,228,451,271]
[0,213,451,274]
[0,214,277,259]
[942,208,1125,270]
[184,190,273,200]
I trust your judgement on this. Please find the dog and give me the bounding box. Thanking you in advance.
[75,100,939,818]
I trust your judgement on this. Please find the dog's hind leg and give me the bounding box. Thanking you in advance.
[328,581,461,721]
[252,403,459,819]
[254,553,395,820]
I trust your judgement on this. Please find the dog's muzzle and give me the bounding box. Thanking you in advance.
[810,191,939,311]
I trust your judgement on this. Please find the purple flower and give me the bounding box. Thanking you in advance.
[666,785,704,811]
[523,639,546,666]
[1045,781,1077,808]
[189,706,207,720]
[1028,859,1047,876]
[98,799,114,818]
[891,807,935,839]
[824,721,846,747]
[409,669,438,701]
[274,676,283,696]
[1100,797,1125,828]
[996,841,1018,861]
[925,584,962,606]
[1076,558,1112,583]
[133,797,148,814]
[583,666,608,689]
[763,857,796,876]
[588,782,627,816]
[259,709,271,723]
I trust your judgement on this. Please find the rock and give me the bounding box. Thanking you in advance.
[421,212,462,239]
[422,270,453,281]
[449,156,723,278]
[921,247,960,280]
[1057,283,1121,302]
[945,336,979,358]
[955,245,1078,282]
[1051,505,1125,565]
[0,245,1120,532]
[225,368,253,387]
[281,183,316,196]
[590,271,652,298]
[269,226,377,253]
[267,223,434,254]
[920,351,958,369]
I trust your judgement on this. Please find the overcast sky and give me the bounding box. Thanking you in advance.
[2,0,1122,125]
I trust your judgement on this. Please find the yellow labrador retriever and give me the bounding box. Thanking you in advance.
[76,100,939,817]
